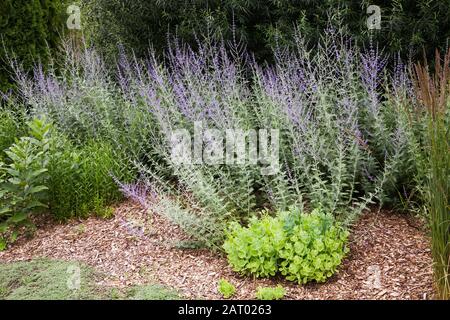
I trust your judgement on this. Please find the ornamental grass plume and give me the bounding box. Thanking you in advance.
[413,49,450,300]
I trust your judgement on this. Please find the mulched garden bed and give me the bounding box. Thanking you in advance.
[0,202,435,299]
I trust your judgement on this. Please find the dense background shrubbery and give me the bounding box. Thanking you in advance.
[2,1,450,91]
[82,0,450,63]
[0,0,67,92]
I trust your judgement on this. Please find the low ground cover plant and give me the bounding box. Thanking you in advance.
[255,285,286,300]
[217,279,236,299]
[0,259,179,300]
[0,259,100,300]
[125,284,180,300]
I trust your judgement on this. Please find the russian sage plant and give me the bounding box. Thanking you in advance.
[7,29,430,247]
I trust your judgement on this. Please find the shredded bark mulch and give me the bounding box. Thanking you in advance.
[0,202,435,299]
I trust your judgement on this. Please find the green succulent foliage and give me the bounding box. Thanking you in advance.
[279,209,350,284]
[224,208,349,284]
[223,213,287,277]
[217,278,236,299]
[255,285,285,300]
[0,118,52,248]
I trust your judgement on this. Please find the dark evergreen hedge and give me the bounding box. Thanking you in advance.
[2,0,450,91]
[83,0,450,62]
[0,0,66,92]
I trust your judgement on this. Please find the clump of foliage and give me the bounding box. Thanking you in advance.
[217,278,236,299]
[255,285,285,300]
[0,118,51,249]
[223,208,349,283]
[279,209,349,284]
[0,114,132,249]
[47,139,133,219]
[413,50,450,300]
[223,214,286,277]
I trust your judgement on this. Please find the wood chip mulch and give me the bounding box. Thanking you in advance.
[0,202,435,300]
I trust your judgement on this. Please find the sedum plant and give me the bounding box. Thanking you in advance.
[279,209,349,284]
[223,213,287,277]
[223,208,349,284]
[255,285,285,300]
[217,279,236,299]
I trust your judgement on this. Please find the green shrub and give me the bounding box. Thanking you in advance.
[279,209,349,284]
[0,118,51,249]
[0,110,24,160]
[223,208,349,284]
[48,139,133,219]
[0,114,134,240]
[217,279,236,299]
[223,213,287,277]
[255,285,285,300]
